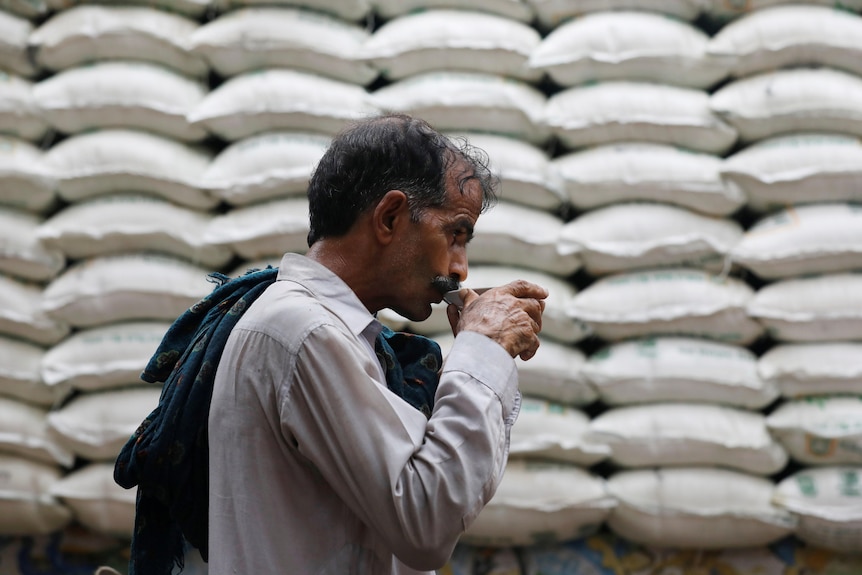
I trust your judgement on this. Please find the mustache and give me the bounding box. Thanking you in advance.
[431,275,460,294]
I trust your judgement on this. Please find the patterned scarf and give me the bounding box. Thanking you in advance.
[113,266,442,575]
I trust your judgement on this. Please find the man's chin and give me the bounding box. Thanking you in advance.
[394,304,434,324]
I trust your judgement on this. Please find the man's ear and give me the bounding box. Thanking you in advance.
[373,190,410,245]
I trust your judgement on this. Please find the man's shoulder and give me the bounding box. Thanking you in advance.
[235,279,344,344]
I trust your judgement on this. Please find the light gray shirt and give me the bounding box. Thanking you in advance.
[208,253,521,574]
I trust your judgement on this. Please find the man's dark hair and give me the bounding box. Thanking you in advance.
[306,113,498,246]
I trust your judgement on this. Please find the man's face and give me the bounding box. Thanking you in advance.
[389,163,484,322]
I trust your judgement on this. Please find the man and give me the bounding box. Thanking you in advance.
[207,113,548,574]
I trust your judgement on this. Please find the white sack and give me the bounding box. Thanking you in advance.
[0,335,63,407]
[767,396,862,466]
[469,201,580,277]
[710,68,862,144]
[369,71,549,145]
[583,336,777,409]
[732,203,862,280]
[0,135,56,213]
[189,68,377,142]
[205,197,309,260]
[708,5,862,79]
[607,467,795,549]
[362,10,540,82]
[510,397,609,466]
[41,254,213,328]
[43,129,215,210]
[747,273,862,342]
[568,268,763,345]
[559,202,742,276]
[461,459,616,547]
[447,131,565,212]
[41,321,170,392]
[0,274,69,346]
[773,466,862,553]
[529,11,729,89]
[721,133,862,212]
[49,462,136,538]
[0,10,36,77]
[46,387,161,461]
[545,81,737,154]
[29,5,207,78]
[0,396,74,466]
[33,62,209,142]
[0,206,65,282]
[553,142,743,216]
[759,342,862,399]
[202,131,329,206]
[587,402,788,475]
[0,454,71,536]
[190,7,374,84]
[37,194,234,269]
[0,73,49,142]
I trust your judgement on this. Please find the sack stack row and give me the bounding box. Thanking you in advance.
[1,0,862,573]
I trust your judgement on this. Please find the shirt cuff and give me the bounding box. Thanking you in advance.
[444,330,519,418]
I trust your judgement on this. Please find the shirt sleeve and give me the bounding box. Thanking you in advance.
[280,325,519,572]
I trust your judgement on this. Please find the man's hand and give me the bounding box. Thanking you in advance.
[446,280,548,361]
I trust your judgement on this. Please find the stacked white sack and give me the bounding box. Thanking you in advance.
[369,71,549,145]
[41,321,170,394]
[528,11,730,90]
[606,467,795,549]
[567,268,764,345]
[586,402,788,475]
[0,334,67,407]
[559,202,742,277]
[0,72,50,142]
[202,131,330,207]
[189,7,375,84]
[28,5,208,78]
[0,135,57,213]
[0,10,37,78]
[361,9,541,82]
[553,142,745,216]
[582,336,777,409]
[37,194,233,269]
[0,205,65,282]
[766,396,862,467]
[731,203,862,281]
[0,453,72,537]
[33,61,209,142]
[721,133,862,212]
[759,342,862,399]
[461,459,616,547]
[42,129,217,210]
[773,466,862,552]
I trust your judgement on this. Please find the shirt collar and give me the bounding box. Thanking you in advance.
[276,253,383,342]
